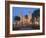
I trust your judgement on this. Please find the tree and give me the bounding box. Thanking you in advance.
[32,9,40,21]
[14,16,20,21]
[32,9,40,25]
[32,9,40,18]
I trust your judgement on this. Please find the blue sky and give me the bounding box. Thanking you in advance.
[12,7,39,19]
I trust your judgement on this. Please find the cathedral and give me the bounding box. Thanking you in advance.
[17,11,32,26]
[13,11,39,27]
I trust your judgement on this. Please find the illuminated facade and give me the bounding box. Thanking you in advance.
[15,12,32,26]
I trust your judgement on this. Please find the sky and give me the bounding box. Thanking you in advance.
[12,7,39,17]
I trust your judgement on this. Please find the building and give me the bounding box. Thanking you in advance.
[13,11,32,27]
